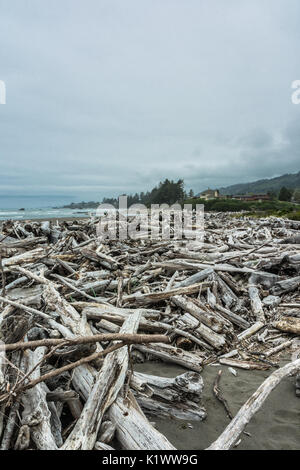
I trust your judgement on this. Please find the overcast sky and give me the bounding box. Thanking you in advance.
[0,0,300,201]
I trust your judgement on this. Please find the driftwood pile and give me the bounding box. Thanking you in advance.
[0,212,299,450]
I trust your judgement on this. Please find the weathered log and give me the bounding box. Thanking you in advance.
[62,311,141,450]
[273,317,300,335]
[177,312,226,350]
[207,358,300,450]
[171,295,225,332]
[123,282,210,306]
[132,371,206,421]
[109,391,176,450]
[20,347,58,450]
[248,275,265,323]
[134,342,203,372]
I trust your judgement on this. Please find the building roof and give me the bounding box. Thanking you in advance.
[200,189,219,195]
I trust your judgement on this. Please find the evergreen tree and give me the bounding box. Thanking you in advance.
[278,186,292,202]
[293,188,300,203]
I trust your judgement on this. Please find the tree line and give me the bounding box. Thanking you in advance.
[102,179,192,207]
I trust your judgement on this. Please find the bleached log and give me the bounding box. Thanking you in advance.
[21,347,58,450]
[132,371,206,421]
[237,321,265,341]
[2,247,46,268]
[43,284,102,344]
[82,303,161,320]
[175,268,214,288]
[207,358,300,450]
[136,395,206,421]
[154,259,260,274]
[109,392,176,450]
[264,339,294,357]
[271,276,300,295]
[171,295,225,333]
[218,358,269,370]
[248,275,265,323]
[123,282,210,306]
[62,311,141,450]
[134,342,203,372]
[273,317,300,335]
[215,304,250,329]
[177,312,226,350]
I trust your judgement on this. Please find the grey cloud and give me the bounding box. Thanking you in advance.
[0,0,300,201]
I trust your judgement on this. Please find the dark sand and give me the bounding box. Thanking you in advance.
[135,359,300,450]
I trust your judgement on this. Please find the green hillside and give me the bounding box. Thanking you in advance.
[219,171,300,195]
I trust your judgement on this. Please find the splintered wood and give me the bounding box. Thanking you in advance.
[0,212,299,450]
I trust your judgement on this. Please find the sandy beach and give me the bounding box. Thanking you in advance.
[137,358,300,450]
[0,214,299,451]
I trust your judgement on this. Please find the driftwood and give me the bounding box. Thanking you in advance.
[273,317,300,335]
[132,371,206,421]
[207,358,300,450]
[0,213,299,450]
[109,392,176,450]
[134,342,203,372]
[62,312,142,450]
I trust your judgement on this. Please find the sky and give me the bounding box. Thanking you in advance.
[0,0,300,202]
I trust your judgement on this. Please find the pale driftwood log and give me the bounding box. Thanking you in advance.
[174,267,214,288]
[99,420,116,444]
[134,342,203,372]
[21,347,58,450]
[273,317,300,335]
[67,350,176,450]
[43,283,101,341]
[132,371,206,421]
[123,282,210,306]
[207,358,300,450]
[154,259,259,274]
[248,274,265,323]
[171,295,225,333]
[132,371,203,402]
[136,395,206,421]
[62,311,141,450]
[80,303,161,320]
[271,276,300,295]
[43,282,106,391]
[218,358,269,370]
[109,391,176,450]
[177,312,226,350]
[1,236,47,249]
[264,339,294,357]
[216,273,238,309]
[2,247,46,268]
[237,321,265,341]
[215,303,250,330]
[96,315,211,350]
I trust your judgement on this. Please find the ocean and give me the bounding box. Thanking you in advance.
[0,195,96,220]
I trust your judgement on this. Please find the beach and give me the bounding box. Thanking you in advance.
[0,214,299,450]
[137,359,300,450]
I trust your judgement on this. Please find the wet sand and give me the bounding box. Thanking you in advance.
[135,359,300,450]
